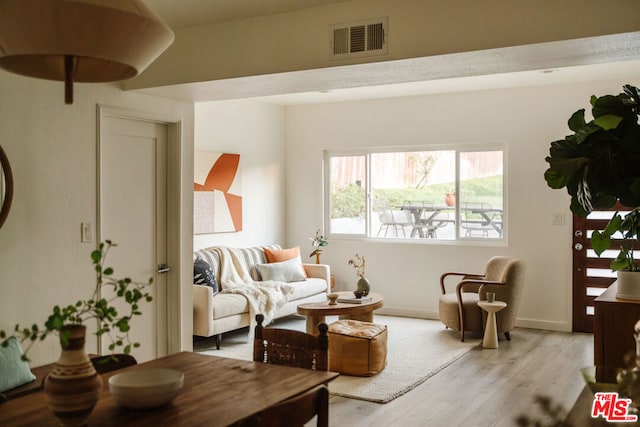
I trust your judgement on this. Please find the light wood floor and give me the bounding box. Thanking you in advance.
[325,327,593,427]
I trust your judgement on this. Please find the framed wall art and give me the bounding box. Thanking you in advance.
[194,151,242,234]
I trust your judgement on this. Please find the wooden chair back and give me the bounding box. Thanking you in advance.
[235,385,329,427]
[253,314,328,371]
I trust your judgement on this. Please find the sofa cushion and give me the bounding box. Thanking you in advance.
[0,337,36,393]
[212,293,250,320]
[256,256,307,283]
[264,246,299,263]
[235,245,280,281]
[194,249,221,286]
[287,278,328,301]
[194,245,281,286]
[194,257,218,294]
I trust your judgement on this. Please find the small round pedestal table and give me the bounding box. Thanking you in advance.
[477,300,507,349]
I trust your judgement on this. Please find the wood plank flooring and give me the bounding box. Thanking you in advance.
[326,327,593,427]
[195,318,593,427]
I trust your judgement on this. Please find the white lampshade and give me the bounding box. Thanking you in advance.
[0,0,174,103]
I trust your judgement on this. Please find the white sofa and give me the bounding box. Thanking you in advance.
[193,245,330,349]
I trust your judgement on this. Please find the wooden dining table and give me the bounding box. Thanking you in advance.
[0,351,339,426]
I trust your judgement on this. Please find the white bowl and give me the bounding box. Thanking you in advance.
[108,368,184,409]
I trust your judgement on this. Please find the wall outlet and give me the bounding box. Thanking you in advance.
[81,222,93,243]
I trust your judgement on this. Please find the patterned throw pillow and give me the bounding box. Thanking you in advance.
[194,257,218,294]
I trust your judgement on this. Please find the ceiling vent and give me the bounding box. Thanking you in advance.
[330,17,388,60]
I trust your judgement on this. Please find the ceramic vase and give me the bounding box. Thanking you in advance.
[616,270,640,300]
[357,277,370,296]
[44,325,102,427]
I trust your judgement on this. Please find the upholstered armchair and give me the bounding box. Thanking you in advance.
[438,257,525,341]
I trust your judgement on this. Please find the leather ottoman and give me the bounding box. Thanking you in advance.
[328,319,387,376]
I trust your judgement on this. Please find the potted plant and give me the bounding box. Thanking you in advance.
[544,84,640,298]
[308,228,328,264]
[0,240,153,426]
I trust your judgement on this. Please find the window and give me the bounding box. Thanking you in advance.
[326,147,504,241]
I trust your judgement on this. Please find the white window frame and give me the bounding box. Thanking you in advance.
[323,144,507,245]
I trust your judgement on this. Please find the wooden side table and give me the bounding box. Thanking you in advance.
[477,300,507,349]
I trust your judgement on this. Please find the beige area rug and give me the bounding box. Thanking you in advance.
[194,315,478,403]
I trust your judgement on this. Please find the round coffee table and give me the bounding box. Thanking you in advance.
[297,291,384,335]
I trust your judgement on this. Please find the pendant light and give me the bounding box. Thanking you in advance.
[0,0,174,104]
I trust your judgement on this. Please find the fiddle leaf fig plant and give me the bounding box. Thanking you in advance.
[544,84,640,271]
[592,209,640,272]
[0,240,153,360]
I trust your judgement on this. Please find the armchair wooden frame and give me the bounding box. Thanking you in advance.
[439,272,507,342]
[253,314,329,371]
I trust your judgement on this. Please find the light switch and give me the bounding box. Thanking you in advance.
[81,222,93,243]
[552,213,565,226]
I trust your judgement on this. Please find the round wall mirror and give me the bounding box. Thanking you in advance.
[0,144,13,229]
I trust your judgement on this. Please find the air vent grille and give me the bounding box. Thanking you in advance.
[333,28,349,55]
[350,25,365,52]
[330,17,387,59]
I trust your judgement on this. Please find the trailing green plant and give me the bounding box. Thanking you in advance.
[544,84,640,271]
[0,240,153,360]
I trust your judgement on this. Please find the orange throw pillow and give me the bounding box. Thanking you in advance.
[264,246,308,278]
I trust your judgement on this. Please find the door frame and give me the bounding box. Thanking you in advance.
[96,104,183,356]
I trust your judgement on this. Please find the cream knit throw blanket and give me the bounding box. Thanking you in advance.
[214,247,295,333]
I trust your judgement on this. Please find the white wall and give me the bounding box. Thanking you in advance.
[284,79,637,332]
[193,100,287,249]
[0,71,194,367]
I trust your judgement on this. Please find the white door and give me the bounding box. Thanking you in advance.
[100,116,168,362]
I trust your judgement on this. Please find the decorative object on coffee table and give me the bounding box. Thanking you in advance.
[348,253,370,296]
[353,290,366,299]
[327,293,339,305]
[0,241,153,426]
[308,228,328,264]
[338,293,372,304]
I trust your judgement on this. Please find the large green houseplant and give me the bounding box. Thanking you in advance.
[544,84,640,296]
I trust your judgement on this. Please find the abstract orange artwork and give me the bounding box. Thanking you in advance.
[194,152,242,233]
